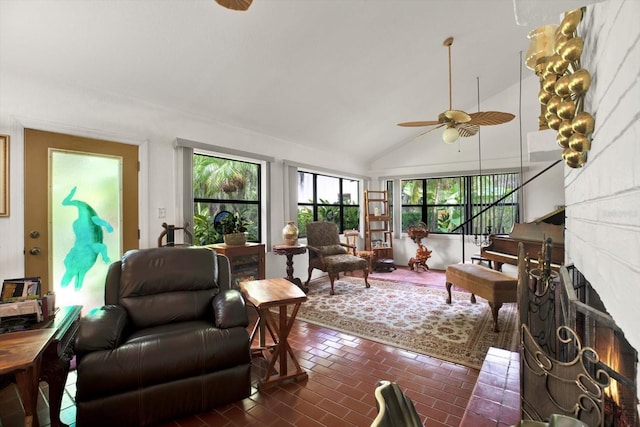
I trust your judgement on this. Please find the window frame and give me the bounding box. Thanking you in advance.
[400,172,520,235]
[297,170,361,237]
[192,151,264,245]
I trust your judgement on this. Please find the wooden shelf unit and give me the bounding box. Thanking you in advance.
[364,190,393,262]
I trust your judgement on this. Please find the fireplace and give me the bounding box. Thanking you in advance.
[518,243,638,426]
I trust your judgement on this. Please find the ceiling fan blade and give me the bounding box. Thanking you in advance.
[467,111,515,126]
[215,0,252,11]
[444,110,471,123]
[416,123,445,137]
[397,120,441,127]
[455,123,479,137]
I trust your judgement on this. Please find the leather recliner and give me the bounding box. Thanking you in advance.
[74,247,251,427]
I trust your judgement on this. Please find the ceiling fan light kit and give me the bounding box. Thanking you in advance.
[397,37,515,145]
[442,127,460,144]
[526,8,595,168]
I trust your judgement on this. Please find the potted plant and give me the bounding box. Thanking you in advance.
[220,212,250,246]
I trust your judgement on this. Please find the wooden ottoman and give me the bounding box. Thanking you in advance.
[445,263,517,332]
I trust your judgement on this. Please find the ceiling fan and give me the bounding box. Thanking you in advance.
[397,37,515,144]
[215,0,252,11]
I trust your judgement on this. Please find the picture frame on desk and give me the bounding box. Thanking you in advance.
[0,134,8,217]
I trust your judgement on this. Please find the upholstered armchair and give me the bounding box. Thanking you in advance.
[304,221,370,295]
[74,247,251,427]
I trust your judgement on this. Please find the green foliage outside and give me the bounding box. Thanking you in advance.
[297,199,359,237]
[192,155,259,245]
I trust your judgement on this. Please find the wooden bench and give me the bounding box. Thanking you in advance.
[445,263,517,332]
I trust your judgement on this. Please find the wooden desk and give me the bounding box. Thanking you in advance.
[0,305,81,427]
[0,328,57,427]
[240,278,308,389]
[272,244,307,292]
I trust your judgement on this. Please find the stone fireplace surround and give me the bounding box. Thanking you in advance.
[525,0,640,419]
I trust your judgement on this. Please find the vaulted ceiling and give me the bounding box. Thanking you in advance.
[0,0,585,162]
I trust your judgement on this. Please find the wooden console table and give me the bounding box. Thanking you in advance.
[0,305,82,427]
[240,278,308,389]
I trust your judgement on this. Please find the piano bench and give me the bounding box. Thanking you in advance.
[445,264,517,332]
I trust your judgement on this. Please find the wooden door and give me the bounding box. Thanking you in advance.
[24,129,138,311]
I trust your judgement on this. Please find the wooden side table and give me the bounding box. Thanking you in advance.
[0,328,57,427]
[272,244,307,292]
[240,278,308,389]
[0,305,81,427]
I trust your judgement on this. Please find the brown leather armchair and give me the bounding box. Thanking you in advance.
[304,221,370,295]
[74,247,251,427]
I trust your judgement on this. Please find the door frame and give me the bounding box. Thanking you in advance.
[13,117,150,271]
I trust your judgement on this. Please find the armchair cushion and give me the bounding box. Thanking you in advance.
[118,246,220,329]
[318,244,348,256]
[76,320,250,402]
[321,253,367,273]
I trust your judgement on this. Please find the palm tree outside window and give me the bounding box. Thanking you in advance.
[193,154,261,245]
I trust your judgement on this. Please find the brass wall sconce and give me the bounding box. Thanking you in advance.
[525,8,595,168]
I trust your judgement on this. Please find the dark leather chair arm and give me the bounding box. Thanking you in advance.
[75,305,129,359]
[213,289,248,328]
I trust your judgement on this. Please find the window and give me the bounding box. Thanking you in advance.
[400,172,519,235]
[193,154,261,245]
[297,171,360,237]
[470,173,519,235]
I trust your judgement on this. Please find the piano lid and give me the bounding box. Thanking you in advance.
[533,206,565,225]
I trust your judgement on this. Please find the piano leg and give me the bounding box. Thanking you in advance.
[494,261,503,272]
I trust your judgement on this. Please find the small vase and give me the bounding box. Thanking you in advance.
[282,221,299,246]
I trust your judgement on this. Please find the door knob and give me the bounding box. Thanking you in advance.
[29,230,40,238]
[29,247,41,255]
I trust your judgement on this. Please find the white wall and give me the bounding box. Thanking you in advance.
[563,0,640,395]
[0,72,369,282]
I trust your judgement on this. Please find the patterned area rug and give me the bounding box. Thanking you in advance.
[296,276,518,369]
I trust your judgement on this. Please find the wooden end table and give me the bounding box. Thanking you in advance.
[240,278,308,389]
[272,244,307,292]
[0,328,56,427]
[0,305,81,427]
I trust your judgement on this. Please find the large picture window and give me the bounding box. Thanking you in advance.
[400,172,519,235]
[193,154,261,245]
[297,171,360,237]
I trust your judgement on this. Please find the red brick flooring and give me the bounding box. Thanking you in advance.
[0,267,520,426]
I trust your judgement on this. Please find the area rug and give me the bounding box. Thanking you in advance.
[296,276,518,370]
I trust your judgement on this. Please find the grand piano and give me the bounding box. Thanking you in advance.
[480,207,565,272]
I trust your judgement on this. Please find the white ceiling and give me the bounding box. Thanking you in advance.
[1,0,560,162]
